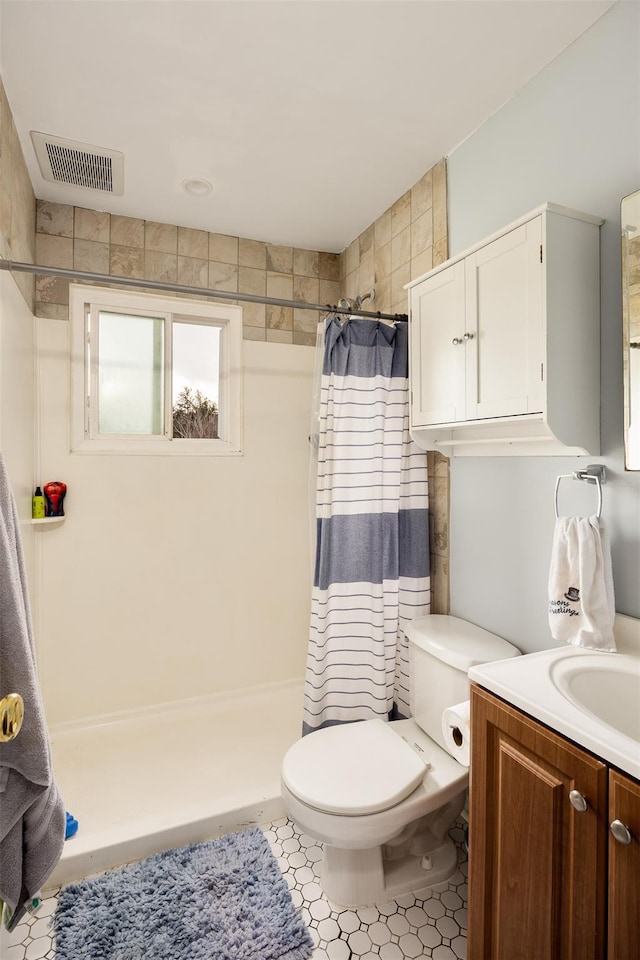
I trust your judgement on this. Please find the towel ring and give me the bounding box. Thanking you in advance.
[554,465,606,521]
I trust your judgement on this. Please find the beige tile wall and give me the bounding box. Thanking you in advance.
[0,77,36,307]
[34,201,340,346]
[427,450,450,614]
[339,159,448,315]
[338,159,450,613]
[33,159,447,337]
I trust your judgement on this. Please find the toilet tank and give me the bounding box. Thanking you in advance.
[406,615,520,752]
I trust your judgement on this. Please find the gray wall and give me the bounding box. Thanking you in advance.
[447,0,640,653]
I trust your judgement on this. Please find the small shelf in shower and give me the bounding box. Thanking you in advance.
[31,516,65,527]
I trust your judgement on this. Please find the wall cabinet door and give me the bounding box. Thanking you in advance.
[464,218,543,420]
[410,259,466,426]
[608,769,640,959]
[410,218,543,429]
[407,202,602,455]
[469,685,608,960]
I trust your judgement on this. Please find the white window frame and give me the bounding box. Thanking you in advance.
[70,284,243,455]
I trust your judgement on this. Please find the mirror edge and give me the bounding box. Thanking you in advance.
[621,188,640,471]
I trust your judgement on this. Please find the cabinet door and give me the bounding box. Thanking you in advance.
[469,686,607,960]
[410,260,466,426]
[464,218,543,421]
[608,769,640,959]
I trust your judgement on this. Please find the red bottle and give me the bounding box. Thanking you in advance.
[43,481,67,517]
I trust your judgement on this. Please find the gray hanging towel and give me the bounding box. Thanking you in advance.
[0,453,65,932]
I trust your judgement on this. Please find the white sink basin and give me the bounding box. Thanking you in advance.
[550,654,640,741]
[469,614,640,779]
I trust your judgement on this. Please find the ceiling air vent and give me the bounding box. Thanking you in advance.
[30,132,124,195]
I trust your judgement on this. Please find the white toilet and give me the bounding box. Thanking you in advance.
[281,615,520,906]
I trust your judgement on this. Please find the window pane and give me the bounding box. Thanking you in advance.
[172,322,220,439]
[97,311,164,435]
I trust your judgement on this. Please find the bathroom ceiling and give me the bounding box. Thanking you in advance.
[0,0,616,253]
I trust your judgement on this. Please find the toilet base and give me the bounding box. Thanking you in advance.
[281,723,469,907]
[321,835,459,907]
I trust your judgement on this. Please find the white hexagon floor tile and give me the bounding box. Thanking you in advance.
[4,818,468,959]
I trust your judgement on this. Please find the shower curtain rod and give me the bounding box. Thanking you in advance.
[0,259,408,322]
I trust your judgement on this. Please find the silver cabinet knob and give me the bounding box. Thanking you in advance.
[452,337,463,346]
[569,789,588,812]
[463,332,475,340]
[610,820,632,845]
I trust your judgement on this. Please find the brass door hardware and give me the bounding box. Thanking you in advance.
[0,692,24,742]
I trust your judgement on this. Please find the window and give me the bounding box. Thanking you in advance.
[70,285,243,454]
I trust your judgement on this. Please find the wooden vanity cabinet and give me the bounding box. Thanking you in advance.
[468,684,609,960]
[608,770,640,960]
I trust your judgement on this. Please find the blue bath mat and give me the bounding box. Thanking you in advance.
[53,827,313,960]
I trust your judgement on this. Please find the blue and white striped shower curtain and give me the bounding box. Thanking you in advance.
[303,316,430,734]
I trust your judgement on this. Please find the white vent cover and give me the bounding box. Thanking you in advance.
[31,132,124,194]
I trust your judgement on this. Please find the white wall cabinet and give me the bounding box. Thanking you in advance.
[408,203,603,456]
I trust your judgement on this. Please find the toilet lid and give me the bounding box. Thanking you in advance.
[281,719,428,816]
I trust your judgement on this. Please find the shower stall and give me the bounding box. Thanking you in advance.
[3,255,409,887]
[33,313,316,885]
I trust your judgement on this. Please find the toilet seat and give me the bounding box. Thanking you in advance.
[281,718,429,816]
[281,719,469,852]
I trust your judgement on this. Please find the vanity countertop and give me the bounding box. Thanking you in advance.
[469,614,640,780]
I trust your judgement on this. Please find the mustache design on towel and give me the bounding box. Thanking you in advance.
[548,515,616,651]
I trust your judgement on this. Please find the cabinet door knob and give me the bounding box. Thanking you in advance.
[610,819,632,845]
[452,337,463,345]
[463,332,475,341]
[569,789,588,812]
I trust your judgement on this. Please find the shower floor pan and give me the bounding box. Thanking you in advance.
[47,679,304,888]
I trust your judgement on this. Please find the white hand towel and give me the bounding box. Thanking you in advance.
[548,515,616,651]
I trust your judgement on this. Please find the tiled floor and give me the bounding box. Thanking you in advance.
[5,817,467,959]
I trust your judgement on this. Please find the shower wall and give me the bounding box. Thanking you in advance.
[32,176,452,726]
[36,318,315,726]
[31,204,331,725]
